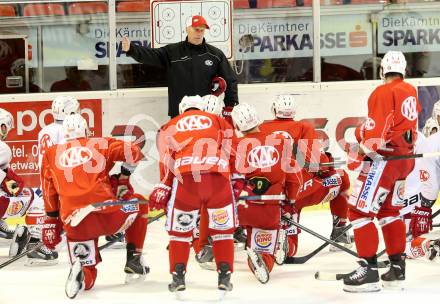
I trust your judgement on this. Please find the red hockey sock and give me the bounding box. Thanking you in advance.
[125,204,149,252]
[262,253,275,272]
[192,238,201,255]
[169,240,190,273]
[212,239,234,272]
[330,195,348,219]
[83,266,97,290]
[353,222,379,258]
[381,219,406,256]
[287,234,298,257]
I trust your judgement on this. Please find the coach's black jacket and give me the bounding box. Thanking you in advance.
[126,37,239,117]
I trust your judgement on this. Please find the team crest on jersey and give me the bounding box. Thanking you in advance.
[401,96,418,121]
[247,146,279,168]
[419,170,430,182]
[59,147,93,168]
[205,59,213,66]
[176,115,212,131]
[272,130,293,140]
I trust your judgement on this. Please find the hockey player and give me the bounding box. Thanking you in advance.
[149,95,235,295]
[230,103,302,283]
[24,95,80,266]
[259,95,351,263]
[343,51,420,292]
[40,114,149,299]
[0,108,33,257]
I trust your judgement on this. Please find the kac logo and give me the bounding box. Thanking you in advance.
[254,230,273,248]
[59,147,93,168]
[247,146,279,168]
[419,170,430,182]
[176,115,212,131]
[401,96,418,121]
[364,117,376,131]
[205,59,213,66]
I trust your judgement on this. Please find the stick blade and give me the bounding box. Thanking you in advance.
[314,271,346,281]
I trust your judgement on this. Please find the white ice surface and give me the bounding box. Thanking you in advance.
[2,210,440,304]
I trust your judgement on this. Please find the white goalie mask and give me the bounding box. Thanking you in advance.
[423,117,439,137]
[432,100,440,123]
[0,108,14,140]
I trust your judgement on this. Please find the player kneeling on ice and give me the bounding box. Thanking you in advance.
[344,51,420,293]
[259,95,352,264]
[149,95,235,297]
[0,108,33,256]
[230,103,301,284]
[40,114,149,299]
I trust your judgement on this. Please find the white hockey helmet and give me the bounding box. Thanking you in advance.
[179,95,204,114]
[381,51,406,77]
[272,95,296,119]
[202,94,223,116]
[52,95,80,121]
[432,100,440,122]
[422,117,439,137]
[62,114,88,140]
[0,108,14,140]
[231,103,261,132]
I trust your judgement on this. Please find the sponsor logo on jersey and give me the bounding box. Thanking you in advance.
[357,199,367,209]
[174,156,228,170]
[177,213,194,226]
[176,115,212,131]
[59,147,93,168]
[419,170,430,182]
[247,146,280,168]
[121,203,139,213]
[272,130,293,141]
[364,117,376,130]
[359,163,379,201]
[73,243,91,260]
[6,200,23,216]
[205,59,213,66]
[396,181,405,201]
[212,209,229,226]
[322,176,341,187]
[401,96,418,121]
[254,230,273,248]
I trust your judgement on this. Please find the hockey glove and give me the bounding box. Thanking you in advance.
[410,206,432,238]
[42,217,62,250]
[149,183,171,211]
[222,106,234,126]
[211,76,227,97]
[1,168,24,196]
[109,174,134,200]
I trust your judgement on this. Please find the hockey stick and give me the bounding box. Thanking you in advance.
[98,211,166,251]
[69,199,148,228]
[319,151,440,168]
[0,242,44,270]
[281,216,358,257]
[376,208,440,258]
[284,223,353,264]
[238,194,286,201]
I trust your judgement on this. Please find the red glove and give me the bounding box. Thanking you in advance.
[109,174,134,200]
[222,106,234,126]
[42,217,62,250]
[232,178,247,201]
[1,168,24,196]
[410,206,432,238]
[149,183,171,211]
[211,76,227,96]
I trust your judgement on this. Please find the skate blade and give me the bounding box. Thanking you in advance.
[174,290,185,301]
[65,261,84,299]
[218,289,228,301]
[25,258,58,267]
[382,280,405,290]
[198,261,216,271]
[125,273,147,284]
[343,282,381,293]
[329,243,353,252]
[247,249,269,284]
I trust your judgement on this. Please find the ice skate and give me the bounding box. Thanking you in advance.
[9,225,31,257]
[25,242,59,266]
[65,260,84,299]
[246,248,269,284]
[343,259,381,293]
[124,243,150,284]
